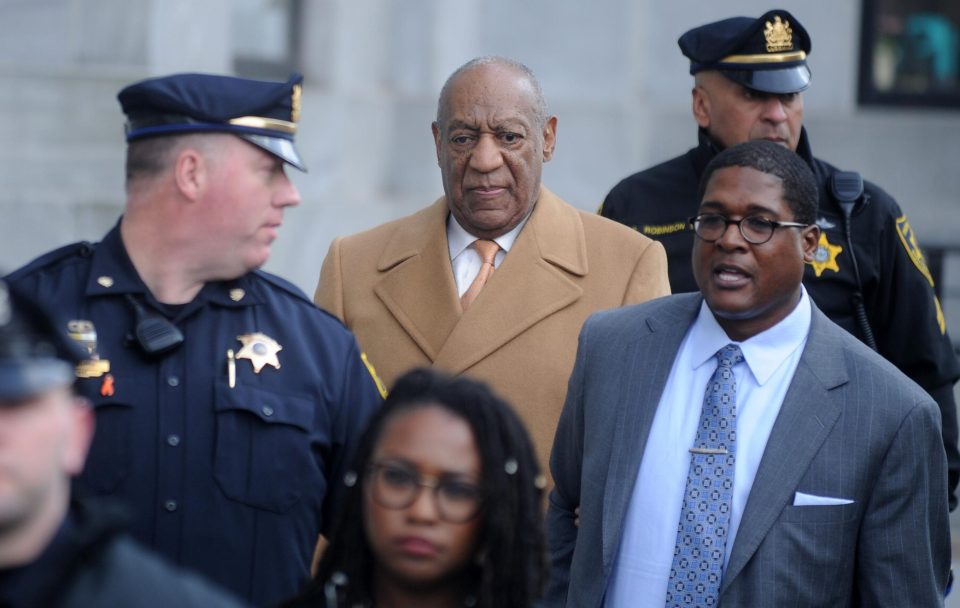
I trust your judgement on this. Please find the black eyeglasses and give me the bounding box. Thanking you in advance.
[688,213,809,245]
[366,462,485,523]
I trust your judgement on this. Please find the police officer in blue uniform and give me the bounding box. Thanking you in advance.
[600,10,960,508]
[5,73,384,606]
[0,281,244,608]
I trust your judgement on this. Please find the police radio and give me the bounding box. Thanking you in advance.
[830,171,877,351]
[124,294,184,357]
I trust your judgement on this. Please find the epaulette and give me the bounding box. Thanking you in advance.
[252,269,351,329]
[3,241,95,281]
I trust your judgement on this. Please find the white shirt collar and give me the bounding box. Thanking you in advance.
[446,210,531,260]
[688,287,812,386]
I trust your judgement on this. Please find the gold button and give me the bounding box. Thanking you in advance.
[229,288,245,302]
[97,276,114,288]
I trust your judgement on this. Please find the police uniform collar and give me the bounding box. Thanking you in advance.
[85,223,150,298]
[86,223,263,309]
[695,126,815,170]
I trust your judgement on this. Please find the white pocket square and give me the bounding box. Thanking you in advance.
[793,492,854,506]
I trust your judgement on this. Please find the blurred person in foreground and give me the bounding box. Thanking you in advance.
[282,368,547,608]
[4,73,382,606]
[0,280,243,608]
[315,56,669,477]
[548,141,949,607]
[599,9,960,508]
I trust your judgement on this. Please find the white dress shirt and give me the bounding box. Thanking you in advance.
[604,289,812,608]
[447,213,529,297]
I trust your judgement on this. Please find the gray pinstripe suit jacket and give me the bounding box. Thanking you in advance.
[546,293,950,607]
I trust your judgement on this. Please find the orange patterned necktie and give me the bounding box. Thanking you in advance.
[460,239,500,310]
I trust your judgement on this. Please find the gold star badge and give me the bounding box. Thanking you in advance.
[809,232,843,277]
[236,332,282,373]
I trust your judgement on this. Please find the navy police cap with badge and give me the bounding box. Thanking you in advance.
[679,9,812,94]
[118,72,307,171]
[0,280,83,401]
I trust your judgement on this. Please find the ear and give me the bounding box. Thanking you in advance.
[541,116,558,162]
[692,86,711,129]
[431,122,442,165]
[800,225,821,263]
[173,147,206,202]
[63,397,95,477]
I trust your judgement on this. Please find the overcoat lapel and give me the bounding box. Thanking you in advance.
[600,295,702,569]
[434,187,587,374]
[373,199,462,361]
[720,308,848,593]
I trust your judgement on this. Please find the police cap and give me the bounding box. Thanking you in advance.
[679,9,811,94]
[119,72,307,171]
[0,281,82,401]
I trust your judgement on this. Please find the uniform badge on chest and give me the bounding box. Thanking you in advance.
[67,320,111,378]
[810,232,843,277]
[235,332,282,373]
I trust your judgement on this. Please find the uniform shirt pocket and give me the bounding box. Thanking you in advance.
[213,381,315,513]
[74,376,136,495]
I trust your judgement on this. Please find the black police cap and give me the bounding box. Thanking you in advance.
[679,9,812,94]
[118,72,307,171]
[0,281,83,401]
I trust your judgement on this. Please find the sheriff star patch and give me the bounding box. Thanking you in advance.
[810,232,843,277]
[236,332,282,373]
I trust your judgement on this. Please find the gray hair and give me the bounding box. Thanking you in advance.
[435,56,548,129]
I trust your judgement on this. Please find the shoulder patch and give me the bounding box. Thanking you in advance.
[894,215,935,288]
[4,241,94,281]
[361,352,388,399]
[934,296,947,335]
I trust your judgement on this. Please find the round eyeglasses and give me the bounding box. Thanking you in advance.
[689,213,809,245]
[366,462,485,523]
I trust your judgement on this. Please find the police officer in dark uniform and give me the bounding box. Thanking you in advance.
[0,280,244,608]
[600,10,960,508]
[5,73,384,606]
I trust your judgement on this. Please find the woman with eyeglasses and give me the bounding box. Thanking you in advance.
[280,368,548,608]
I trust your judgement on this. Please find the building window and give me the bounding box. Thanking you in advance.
[232,0,302,80]
[859,0,960,107]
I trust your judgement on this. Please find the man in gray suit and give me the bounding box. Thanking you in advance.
[546,140,949,607]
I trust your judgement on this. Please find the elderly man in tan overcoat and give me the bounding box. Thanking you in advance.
[315,57,669,472]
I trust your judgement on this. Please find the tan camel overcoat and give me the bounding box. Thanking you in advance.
[315,187,670,473]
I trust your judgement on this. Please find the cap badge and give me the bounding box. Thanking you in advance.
[236,332,282,373]
[291,83,302,123]
[764,16,794,53]
[68,319,111,378]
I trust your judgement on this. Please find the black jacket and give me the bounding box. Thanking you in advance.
[0,501,245,608]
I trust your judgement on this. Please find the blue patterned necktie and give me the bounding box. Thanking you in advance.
[666,344,744,608]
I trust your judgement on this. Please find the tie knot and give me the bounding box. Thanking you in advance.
[472,239,500,265]
[716,344,744,369]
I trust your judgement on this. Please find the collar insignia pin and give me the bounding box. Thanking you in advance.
[236,332,282,373]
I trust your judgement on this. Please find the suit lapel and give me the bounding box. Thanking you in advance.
[373,199,462,361]
[721,307,848,593]
[601,295,703,570]
[434,188,588,374]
